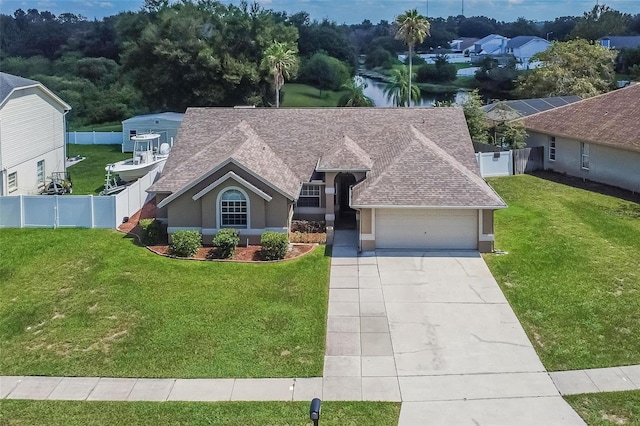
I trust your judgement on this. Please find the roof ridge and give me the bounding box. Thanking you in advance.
[410,126,506,205]
[354,131,414,192]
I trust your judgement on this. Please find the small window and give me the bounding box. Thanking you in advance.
[129,130,137,139]
[298,184,321,208]
[581,142,590,170]
[37,160,45,185]
[220,189,247,228]
[8,172,17,192]
[548,137,556,161]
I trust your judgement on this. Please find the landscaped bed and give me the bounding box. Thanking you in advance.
[0,400,401,426]
[485,174,640,371]
[0,228,330,378]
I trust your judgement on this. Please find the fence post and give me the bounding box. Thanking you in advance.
[477,153,483,177]
[20,195,24,228]
[509,150,514,175]
[90,195,95,228]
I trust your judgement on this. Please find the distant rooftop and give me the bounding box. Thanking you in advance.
[506,36,548,49]
[482,96,582,119]
[598,36,640,49]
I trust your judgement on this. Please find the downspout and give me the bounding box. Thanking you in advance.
[63,109,70,174]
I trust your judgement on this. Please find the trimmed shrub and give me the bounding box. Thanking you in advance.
[291,220,326,233]
[169,230,201,258]
[139,218,162,245]
[261,231,289,261]
[213,228,240,258]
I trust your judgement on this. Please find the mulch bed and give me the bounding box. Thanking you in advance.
[119,199,317,262]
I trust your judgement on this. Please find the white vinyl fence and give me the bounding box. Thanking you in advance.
[0,168,159,229]
[476,151,513,177]
[67,131,123,145]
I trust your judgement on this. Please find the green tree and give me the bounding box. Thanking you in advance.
[298,52,351,94]
[462,90,488,144]
[517,39,617,98]
[261,41,299,108]
[338,78,374,107]
[499,120,528,149]
[394,9,430,107]
[570,4,633,41]
[384,67,420,107]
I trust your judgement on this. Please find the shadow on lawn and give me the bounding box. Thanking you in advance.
[530,171,640,204]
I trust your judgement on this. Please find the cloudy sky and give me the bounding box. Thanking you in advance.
[1,0,638,23]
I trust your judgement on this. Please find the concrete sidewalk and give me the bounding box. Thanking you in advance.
[551,365,640,395]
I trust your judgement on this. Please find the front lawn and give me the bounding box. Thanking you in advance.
[565,391,640,425]
[0,401,400,426]
[0,229,330,378]
[66,144,129,195]
[485,175,640,371]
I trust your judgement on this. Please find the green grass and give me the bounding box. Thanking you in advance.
[66,144,129,194]
[565,391,640,425]
[69,122,123,132]
[0,401,400,426]
[485,174,640,371]
[281,84,346,107]
[0,229,330,378]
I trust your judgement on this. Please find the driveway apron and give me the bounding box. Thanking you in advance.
[327,230,586,425]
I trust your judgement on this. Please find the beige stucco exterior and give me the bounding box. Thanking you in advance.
[527,131,640,193]
[165,163,291,245]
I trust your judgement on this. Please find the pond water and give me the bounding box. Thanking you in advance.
[358,76,469,108]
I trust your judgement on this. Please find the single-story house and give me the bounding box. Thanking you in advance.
[523,84,640,193]
[122,112,184,152]
[148,108,506,252]
[598,36,640,50]
[505,36,550,67]
[0,72,71,195]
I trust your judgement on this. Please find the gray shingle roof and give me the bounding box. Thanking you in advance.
[318,136,373,171]
[506,36,546,49]
[122,112,185,123]
[150,108,506,209]
[482,96,582,119]
[0,72,38,104]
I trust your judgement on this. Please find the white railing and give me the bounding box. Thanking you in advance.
[0,168,160,229]
[67,131,123,145]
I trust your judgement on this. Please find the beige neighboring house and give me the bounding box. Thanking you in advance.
[523,84,640,193]
[0,72,71,195]
[148,108,506,252]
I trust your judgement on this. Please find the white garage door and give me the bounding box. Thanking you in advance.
[375,209,478,250]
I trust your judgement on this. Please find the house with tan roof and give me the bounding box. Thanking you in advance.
[523,84,640,193]
[148,108,506,252]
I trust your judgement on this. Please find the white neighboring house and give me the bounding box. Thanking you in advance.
[473,34,509,55]
[121,112,184,152]
[505,36,551,68]
[0,73,71,196]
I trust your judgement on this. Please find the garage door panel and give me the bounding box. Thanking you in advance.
[375,209,477,250]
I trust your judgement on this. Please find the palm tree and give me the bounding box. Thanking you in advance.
[261,41,299,108]
[384,68,420,107]
[338,77,375,107]
[394,9,430,107]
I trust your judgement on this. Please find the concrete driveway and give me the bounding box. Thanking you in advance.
[327,231,586,425]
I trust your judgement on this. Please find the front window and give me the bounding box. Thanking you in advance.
[220,189,247,228]
[548,137,556,161]
[297,184,321,207]
[37,160,45,185]
[581,142,590,170]
[129,130,137,139]
[8,172,17,192]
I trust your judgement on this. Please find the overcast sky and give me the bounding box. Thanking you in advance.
[1,0,638,23]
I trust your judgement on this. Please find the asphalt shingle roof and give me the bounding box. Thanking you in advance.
[0,72,38,104]
[523,84,640,153]
[318,136,373,171]
[150,108,506,208]
[506,36,546,49]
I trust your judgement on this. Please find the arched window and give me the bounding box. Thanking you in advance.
[219,188,248,228]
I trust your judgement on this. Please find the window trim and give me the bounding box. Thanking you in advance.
[37,160,45,186]
[8,171,17,192]
[297,183,322,208]
[548,136,556,161]
[129,130,137,139]
[581,142,590,170]
[217,186,249,229]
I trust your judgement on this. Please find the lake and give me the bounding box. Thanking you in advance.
[358,76,469,108]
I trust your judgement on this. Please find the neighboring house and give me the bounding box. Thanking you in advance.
[148,108,506,252]
[450,37,479,54]
[598,36,640,50]
[505,36,550,67]
[122,112,184,152]
[473,34,508,55]
[523,84,640,192]
[482,96,582,121]
[0,72,71,196]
